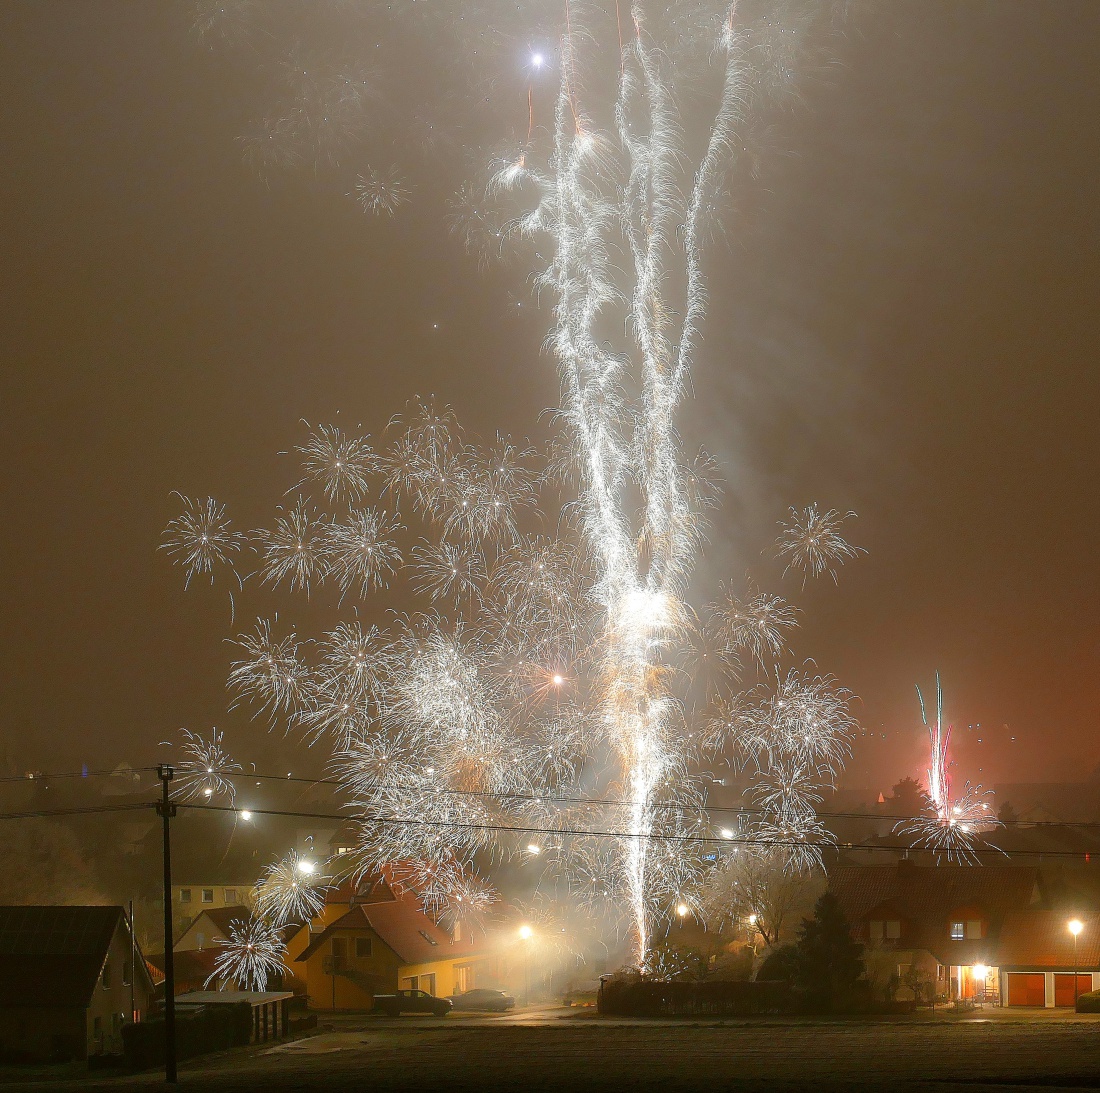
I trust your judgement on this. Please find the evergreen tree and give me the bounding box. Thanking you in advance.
[794,892,864,1011]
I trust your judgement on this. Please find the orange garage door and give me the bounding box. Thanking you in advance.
[1054,974,1092,1007]
[1008,973,1046,1006]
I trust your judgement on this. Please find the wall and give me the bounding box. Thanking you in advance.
[87,917,155,1055]
[0,1006,85,1063]
[296,928,402,1011]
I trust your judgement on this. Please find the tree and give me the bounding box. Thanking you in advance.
[702,848,821,947]
[888,776,925,817]
[793,892,864,1011]
[998,801,1018,824]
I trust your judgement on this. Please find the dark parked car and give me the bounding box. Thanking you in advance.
[372,989,452,1017]
[446,989,516,1013]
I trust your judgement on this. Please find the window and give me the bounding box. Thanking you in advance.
[101,962,111,989]
[224,889,237,904]
[179,889,192,904]
[453,920,463,943]
[885,920,901,940]
[950,921,965,940]
[93,1016,102,1037]
[966,920,982,940]
[355,937,372,958]
[869,920,883,941]
[201,888,214,904]
[870,919,900,941]
[897,963,911,979]
[332,937,348,959]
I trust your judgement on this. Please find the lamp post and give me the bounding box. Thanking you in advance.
[1069,919,1084,1006]
[519,925,533,1007]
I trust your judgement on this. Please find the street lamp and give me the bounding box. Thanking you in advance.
[518,925,533,1007]
[1069,919,1084,1006]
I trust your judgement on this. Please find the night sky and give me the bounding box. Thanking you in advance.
[2,1,1098,792]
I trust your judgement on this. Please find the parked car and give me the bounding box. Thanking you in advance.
[446,988,516,1013]
[372,989,452,1017]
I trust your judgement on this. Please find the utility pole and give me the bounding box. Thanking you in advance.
[128,898,136,1025]
[156,765,177,1084]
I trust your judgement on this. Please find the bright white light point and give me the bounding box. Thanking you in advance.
[297,860,316,875]
[1069,919,1084,936]
[526,843,541,855]
[531,52,544,68]
[748,913,758,925]
[203,787,213,796]
[676,903,689,918]
[518,924,533,940]
[552,674,564,686]
[239,810,252,821]
[720,828,733,839]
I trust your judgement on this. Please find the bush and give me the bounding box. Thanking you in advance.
[598,976,792,1017]
[122,1002,253,1071]
[1076,990,1100,1013]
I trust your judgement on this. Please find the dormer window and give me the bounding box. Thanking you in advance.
[869,919,901,941]
[950,919,982,940]
[950,921,964,939]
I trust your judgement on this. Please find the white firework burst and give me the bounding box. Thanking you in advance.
[160,495,244,588]
[297,423,381,502]
[172,728,242,803]
[355,166,410,216]
[776,504,864,586]
[206,913,287,991]
[253,850,331,927]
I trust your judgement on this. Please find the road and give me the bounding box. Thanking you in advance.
[6,1008,1100,1092]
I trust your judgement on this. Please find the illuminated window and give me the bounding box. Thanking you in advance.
[950,921,965,940]
[224,889,237,904]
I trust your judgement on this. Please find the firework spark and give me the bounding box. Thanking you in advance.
[172,728,242,803]
[253,850,331,927]
[777,504,864,586]
[206,913,287,991]
[160,495,244,588]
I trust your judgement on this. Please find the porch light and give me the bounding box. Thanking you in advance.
[973,964,989,980]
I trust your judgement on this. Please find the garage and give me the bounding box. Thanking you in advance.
[1054,974,1092,1007]
[1008,973,1046,1007]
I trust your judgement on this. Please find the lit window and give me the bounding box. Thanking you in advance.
[897,963,911,978]
[355,937,372,958]
[950,921,965,940]
[966,920,982,940]
[179,889,192,904]
[201,889,214,904]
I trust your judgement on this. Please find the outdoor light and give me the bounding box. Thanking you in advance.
[519,924,533,940]
[973,964,989,980]
[239,810,252,821]
[526,843,541,855]
[676,903,689,918]
[531,51,545,69]
[552,674,564,686]
[1069,919,1084,937]
[720,828,734,839]
[297,860,316,875]
[748,913,758,925]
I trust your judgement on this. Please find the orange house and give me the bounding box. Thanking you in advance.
[287,877,488,1010]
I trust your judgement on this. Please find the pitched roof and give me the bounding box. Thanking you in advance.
[998,911,1100,969]
[147,947,220,986]
[830,862,1040,928]
[0,905,149,1007]
[183,905,251,940]
[297,897,477,966]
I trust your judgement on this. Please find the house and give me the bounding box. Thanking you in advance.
[146,948,221,996]
[175,905,251,952]
[830,860,1100,1007]
[172,883,253,936]
[0,906,156,1061]
[287,876,488,1010]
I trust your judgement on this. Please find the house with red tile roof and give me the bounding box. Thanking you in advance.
[286,875,491,1010]
[829,860,1100,1006]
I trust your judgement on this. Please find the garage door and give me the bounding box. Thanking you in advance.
[1054,974,1091,1007]
[1008,973,1045,1006]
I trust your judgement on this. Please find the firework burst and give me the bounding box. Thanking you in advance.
[206,913,287,992]
[172,728,242,803]
[253,850,331,927]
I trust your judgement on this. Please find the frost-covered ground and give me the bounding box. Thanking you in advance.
[10,1010,1100,1092]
